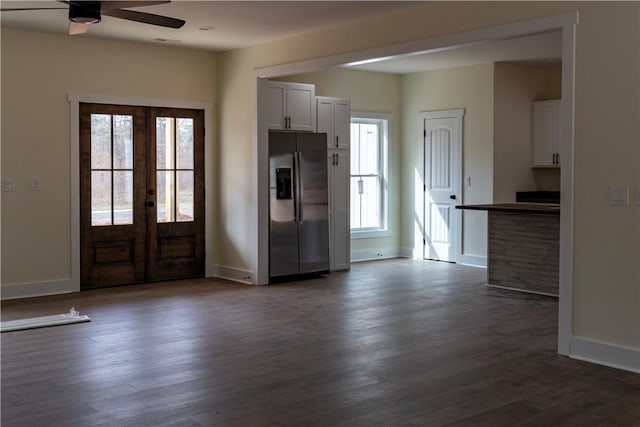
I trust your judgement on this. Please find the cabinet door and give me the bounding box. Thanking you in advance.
[532,101,559,167]
[287,83,315,131]
[329,150,351,271]
[317,98,335,147]
[334,100,351,150]
[265,81,287,130]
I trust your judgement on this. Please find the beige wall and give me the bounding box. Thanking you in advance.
[402,64,494,257]
[217,2,639,352]
[1,29,216,285]
[493,62,562,203]
[1,2,638,361]
[273,68,402,256]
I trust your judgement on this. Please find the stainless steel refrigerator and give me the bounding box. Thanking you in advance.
[269,130,330,281]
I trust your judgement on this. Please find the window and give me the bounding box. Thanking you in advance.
[350,113,390,237]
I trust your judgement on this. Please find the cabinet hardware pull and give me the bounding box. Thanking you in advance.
[336,136,339,148]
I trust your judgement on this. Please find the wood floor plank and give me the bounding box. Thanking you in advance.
[2,259,639,426]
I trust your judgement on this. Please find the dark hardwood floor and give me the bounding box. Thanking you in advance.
[2,259,639,426]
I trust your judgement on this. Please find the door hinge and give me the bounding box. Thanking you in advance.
[423,129,426,138]
[423,184,426,192]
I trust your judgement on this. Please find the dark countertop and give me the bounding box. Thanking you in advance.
[456,203,560,214]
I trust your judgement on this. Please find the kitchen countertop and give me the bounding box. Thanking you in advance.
[456,203,560,214]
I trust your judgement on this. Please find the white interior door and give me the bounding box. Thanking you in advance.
[422,112,462,262]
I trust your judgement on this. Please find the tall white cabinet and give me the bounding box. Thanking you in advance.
[317,96,351,271]
[264,81,316,131]
[532,100,561,167]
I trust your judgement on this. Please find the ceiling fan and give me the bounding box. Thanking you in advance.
[1,1,185,35]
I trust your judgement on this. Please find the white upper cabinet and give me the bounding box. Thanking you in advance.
[532,100,561,167]
[317,97,351,149]
[265,81,316,131]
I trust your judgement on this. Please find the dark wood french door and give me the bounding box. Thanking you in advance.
[80,103,205,289]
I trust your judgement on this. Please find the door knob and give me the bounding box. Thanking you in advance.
[449,194,457,200]
[147,201,156,208]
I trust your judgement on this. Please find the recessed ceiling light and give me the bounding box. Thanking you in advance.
[198,26,215,31]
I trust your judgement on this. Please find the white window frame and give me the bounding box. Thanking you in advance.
[350,112,391,239]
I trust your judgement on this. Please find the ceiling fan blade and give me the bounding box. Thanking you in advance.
[1,8,67,11]
[69,21,89,35]
[98,1,171,11]
[102,8,184,28]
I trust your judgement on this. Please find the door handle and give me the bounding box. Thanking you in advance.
[449,195,457,200]
[147,201,156,208]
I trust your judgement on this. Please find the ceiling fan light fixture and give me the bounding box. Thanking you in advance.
[69,1,101,24]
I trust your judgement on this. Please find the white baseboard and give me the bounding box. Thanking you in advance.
[214,265,255,285]
[400,247,416,258]
[351,247,401,263]
[570,337,640,374]
[1,279,76,300]
[458,254,487,268]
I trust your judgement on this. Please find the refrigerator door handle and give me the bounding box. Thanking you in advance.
[296,151,304,223]
[292,152,299,222]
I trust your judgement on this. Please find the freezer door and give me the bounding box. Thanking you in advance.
[297,133,330,274]
[269,131,299,278]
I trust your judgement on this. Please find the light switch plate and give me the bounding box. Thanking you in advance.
[2,178,15,192]
[609,186,629,206]
[27,178,41,191]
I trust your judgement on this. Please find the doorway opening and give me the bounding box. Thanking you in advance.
[255,13,576,356]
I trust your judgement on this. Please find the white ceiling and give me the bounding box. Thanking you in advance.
[1,1,562,73]
[0,1,420,51]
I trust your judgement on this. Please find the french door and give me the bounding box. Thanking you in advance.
[80,103,204,289]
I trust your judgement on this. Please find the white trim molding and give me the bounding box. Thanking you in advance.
[459,255,487,268]
[215,265,255,285]
[1,279,74,300]
[571,337,640,374]
[351,247,401,263]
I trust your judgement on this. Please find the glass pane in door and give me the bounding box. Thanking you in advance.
[113,115,133,169]
[157,170,175,223]
[90,113,134,226]
[177,171,193,222]
[91,171,111,226]
[177,118,194,169]
[156,116,195,223]
[113,171,133,225]
[91,114,111,169]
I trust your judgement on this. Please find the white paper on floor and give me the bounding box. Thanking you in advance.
[1,307,90,332]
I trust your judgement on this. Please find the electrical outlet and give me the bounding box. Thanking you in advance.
[2,178,15,192]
